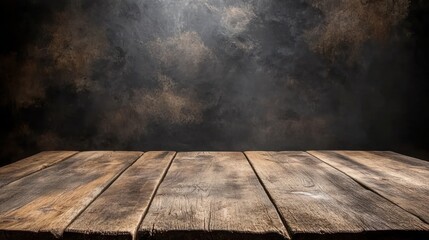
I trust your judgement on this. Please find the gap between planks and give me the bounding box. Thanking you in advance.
[64,151,177,240]
[307,150,429,225]
[132,152,177,240]
[243,152,294,238]
[63,151,145,236]
[0,151,79,188]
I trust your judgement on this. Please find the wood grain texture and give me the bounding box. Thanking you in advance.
[0,151,143,240]
[245,151,429,239]
[65,151,175,240]
[0,151,78,188]
[308,150,429,224]
[139,152,289,240]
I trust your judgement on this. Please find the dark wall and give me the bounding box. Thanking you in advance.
[1,0,428,165]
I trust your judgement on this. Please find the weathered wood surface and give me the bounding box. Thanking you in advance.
[0,151,78,188]
[139,152,289,240]
[0,151,142,240]
[308,151,429,224]
[0,150,428,240]
[245,151,429,239]
[65,151,175,240]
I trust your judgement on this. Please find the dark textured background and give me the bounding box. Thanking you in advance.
[1,0,428,165]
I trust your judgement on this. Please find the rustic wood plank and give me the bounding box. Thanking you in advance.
[245,151,429,240]
[139,152,289,240]
[308,150,429,224]
[0,151,143,240]
[0,151,78,188]
[65,151,175,240]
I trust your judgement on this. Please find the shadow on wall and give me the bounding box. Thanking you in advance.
[0,0,428,165]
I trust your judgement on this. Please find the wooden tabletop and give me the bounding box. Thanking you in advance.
[0,151,427,240]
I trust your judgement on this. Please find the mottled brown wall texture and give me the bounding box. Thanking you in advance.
[1,0,428,165]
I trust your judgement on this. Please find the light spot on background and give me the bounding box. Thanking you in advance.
[221,5,255,35]
[305,0,410,61]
